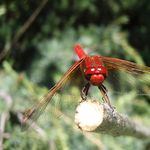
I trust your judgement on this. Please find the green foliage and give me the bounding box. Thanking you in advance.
[0,0,150,150]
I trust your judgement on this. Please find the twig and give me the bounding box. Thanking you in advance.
[0,0,48,61]
[12,0,48,44]
[75,100,150,139]
[18,113,47,139]
[0,92,12,150]
[0,113,8,150]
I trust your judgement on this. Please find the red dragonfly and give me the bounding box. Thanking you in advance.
[22,44,150,127]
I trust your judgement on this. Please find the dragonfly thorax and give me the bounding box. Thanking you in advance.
[84,66,107,86]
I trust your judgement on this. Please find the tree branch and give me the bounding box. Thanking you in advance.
[75,100,150,139]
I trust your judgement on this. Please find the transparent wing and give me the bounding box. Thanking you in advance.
[22,58,85,130]
[101,56,150,98]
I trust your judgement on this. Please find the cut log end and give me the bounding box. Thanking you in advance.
[75,100,104,131]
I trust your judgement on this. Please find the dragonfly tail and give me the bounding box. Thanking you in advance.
[74,44,87,59]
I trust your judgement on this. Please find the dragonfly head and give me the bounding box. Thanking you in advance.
[84,66,108,86]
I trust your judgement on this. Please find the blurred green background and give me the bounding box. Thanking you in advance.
[0,0,150,150]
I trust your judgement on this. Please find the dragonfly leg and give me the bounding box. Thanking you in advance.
[81,82,91,101]
[98,84,114,109]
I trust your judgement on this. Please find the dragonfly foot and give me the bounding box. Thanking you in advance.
[80,95,87,102]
